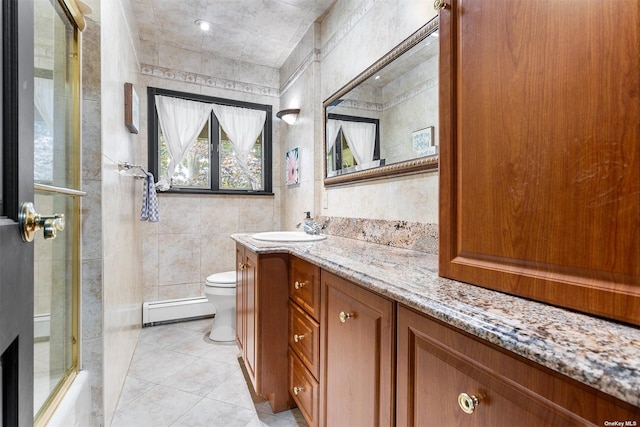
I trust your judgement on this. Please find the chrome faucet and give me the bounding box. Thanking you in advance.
[296,221,321,235]
[296,211,323,235]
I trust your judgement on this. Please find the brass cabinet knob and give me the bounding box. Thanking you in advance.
[238,263,246,270]
[294,280,306,290]
[458,393,480,414]
[339,311,353,323]
[293,386,304,395]
[294,334,305,343]
[434,0,447,10]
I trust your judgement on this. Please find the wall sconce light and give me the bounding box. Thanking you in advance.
[276,108,300,125]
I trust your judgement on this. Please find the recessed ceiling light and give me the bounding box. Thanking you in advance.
[195,19,211,31]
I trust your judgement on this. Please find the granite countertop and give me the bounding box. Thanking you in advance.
[232,233,640,408]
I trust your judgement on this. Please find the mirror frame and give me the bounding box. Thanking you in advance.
[323,17,439,187]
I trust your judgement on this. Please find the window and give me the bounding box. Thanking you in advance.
[326,113,380,177]
[148,87,273,194]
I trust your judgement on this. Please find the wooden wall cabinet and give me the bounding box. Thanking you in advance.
[320,271,395,427]
[396,305,640,426]
[235,243,293,412]
[438,0,640,325]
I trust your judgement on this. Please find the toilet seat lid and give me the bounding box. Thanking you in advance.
[205,270,236,287]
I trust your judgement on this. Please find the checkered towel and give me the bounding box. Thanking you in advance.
[141,172,159,222]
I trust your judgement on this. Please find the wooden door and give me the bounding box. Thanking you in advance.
[321,271,394,427]
[0,0,35,425]
[438,0,640,325]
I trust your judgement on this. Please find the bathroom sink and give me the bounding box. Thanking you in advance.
[252,231,327,242]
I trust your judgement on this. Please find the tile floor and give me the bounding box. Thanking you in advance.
[111,318,308,427]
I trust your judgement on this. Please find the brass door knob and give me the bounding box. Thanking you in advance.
[293,386,304,395]
[458,393,480,414]
[294,281,306,290]
[339,311,353,323]
[19,202,65,242]
[294,334,305,343]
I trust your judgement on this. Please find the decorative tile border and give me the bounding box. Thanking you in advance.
[140,64,280,98]
[280,48,322,95]
[281,0,378,93]
[333,77,437,113]
[320,0,379,61]
[317,216,438,254]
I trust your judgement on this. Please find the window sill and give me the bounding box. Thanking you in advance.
[157,189,274,196]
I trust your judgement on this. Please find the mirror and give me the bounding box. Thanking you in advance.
[323,17,439,186]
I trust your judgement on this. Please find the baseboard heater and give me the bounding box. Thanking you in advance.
[142,297,214,326]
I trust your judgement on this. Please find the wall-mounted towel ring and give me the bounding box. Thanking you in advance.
[118,161,148,179]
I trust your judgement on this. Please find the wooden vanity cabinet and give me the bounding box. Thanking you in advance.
[235,243,293,412]
[288,256,321,426]
[396,305,640,427]
[438,0,640,325]
[320,271,395,427]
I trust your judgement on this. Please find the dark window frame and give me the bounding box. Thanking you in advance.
[326,113,380,173]
[147,86,273,195]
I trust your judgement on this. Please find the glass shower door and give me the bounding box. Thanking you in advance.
[33,0,83,422]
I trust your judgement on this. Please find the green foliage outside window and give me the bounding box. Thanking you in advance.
[159,123,263,190]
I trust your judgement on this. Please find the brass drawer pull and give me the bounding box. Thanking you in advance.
[339,311,353,323]
[293,386,305,395]
[434,0,447,10]
[458,393,480,414]
[294,334,305,343]
[294,280,306,290]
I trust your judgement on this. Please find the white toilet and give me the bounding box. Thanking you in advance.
[204,270,237,342]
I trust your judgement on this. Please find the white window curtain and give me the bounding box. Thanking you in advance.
[340,121,377,167]
[211,104,266,190]
[325,119,342,155]
[34,77,54,129]
[155,95,213,191]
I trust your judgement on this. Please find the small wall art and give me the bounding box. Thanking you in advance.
[412,126,436,156]
[285,147,299,186]
[124,82,139,134]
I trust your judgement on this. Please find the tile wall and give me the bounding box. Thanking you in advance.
[317,1,439,224]
[136,29,284,302]
[80,0,144,424]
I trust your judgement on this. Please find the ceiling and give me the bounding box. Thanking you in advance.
[130,0,336,69]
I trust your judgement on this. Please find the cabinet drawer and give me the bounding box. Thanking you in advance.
[396,305,640,426]
[289,351,319,427]
[290,256,320,321]
[289,301,320,379]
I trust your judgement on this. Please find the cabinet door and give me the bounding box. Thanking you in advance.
[242,248,259,389]
[438,0,640,325]
[235,244,245,352]
[321,271,394,427]
[396,305,640,426]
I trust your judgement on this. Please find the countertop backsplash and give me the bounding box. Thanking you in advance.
[316,216,438,254]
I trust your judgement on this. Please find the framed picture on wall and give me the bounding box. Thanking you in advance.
[412,126,436,156]
[286,147,299,186]
[124,82,139,134]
